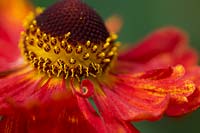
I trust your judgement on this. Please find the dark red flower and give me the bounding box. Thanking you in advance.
[0,0,200,132]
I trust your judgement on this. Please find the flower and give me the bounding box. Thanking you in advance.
[0,0,200,132]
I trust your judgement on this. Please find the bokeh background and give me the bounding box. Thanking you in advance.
[32,0,200,133]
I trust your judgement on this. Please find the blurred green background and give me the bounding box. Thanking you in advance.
[32,0,200,133]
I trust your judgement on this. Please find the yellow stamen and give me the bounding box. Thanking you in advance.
[19,12,120,81]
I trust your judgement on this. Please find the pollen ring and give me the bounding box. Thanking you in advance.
[20,19,119,80]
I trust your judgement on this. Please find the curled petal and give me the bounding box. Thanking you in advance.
[166,67,200,116]
[124,65,195,103]
[80,79,94,97]
[70,79,94,98]
[166,87,200,116]
[99,65,197,122]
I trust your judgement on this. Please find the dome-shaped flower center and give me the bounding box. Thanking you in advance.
[19,0,119,80]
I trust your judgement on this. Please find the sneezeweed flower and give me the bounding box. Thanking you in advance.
[0,0,200,132]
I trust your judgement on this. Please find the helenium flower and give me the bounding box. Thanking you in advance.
[0,0,200,132]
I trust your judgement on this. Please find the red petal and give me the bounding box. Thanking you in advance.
[123,65,196,104]
[0,70,101,132]
[93,93,140,133]
[0,0,32,71]
[99,85,169,121]
[76,96,107,133]
[0,25,21,72]
[72,79,139,132]
[166,67,200,116]
[0,70,40,114]
[166,87,200,116]
[119,27,189,63]
[0,114,28,133]
[100,65,196,122]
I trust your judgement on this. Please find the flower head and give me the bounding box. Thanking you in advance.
[0,0,200,132]
[20,0,118,81]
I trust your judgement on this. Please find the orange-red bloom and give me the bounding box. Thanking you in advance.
[0,0,200,132]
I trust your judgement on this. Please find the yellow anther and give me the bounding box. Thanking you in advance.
[54,46,60,54]
[111,34,118,40]
[103,58,111,63]
[36,7,44,15]
[65,32,71,38]
[83,53,90,60]
[36,28,40,33]
[21,31,25,36]
[92,45,98,52]
[32,20,37,25]
[76,45,82,53]
[69,58,76,64]
[25,36,29,41]
[106,37,111,43]
[35,38,39,43]
[30,25,34,30]
[86,40,91,47]
[50,37,57,45]
[98,52,105,58]
[103,42,110,49]
[61,40,67,48]
[43,34,49,42]
[108,51,114,57]
[111,47,118,52]
[66,45,72,53]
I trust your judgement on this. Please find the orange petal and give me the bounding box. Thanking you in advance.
[99,65,197,122]
[0,0,32,48]
[0,0,32,25]
[105,15,123,33]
